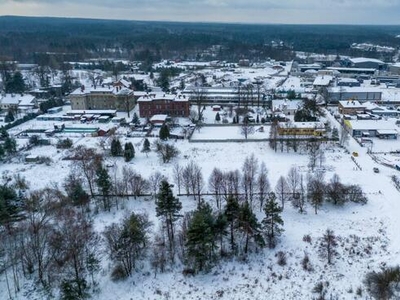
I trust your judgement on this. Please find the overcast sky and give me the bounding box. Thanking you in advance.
[1,0,400,24]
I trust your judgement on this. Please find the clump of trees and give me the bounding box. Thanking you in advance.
[364,266,400,300]
[103,212,152,280]
[153,140,179,163]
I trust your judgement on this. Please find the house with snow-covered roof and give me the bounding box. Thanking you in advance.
[338,100,365,115]
[68,85,135,112]
[0,93,37,112]
[313,75,333,88]
[137,93,190,118]
[277,121,326,136]
[272,99,302,116]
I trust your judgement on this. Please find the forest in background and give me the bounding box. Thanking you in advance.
[0,16,399,65]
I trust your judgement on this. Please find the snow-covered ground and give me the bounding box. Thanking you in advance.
[1,107,400,299]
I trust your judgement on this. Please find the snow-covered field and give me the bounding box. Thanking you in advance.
[1,108,400,299]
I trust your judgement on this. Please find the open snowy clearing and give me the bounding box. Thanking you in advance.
[0,121,400,300]
[1,110,400,299]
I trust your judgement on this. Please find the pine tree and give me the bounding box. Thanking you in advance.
[213,212,228,257]
[238,201,264,254]
[96,165,112,211]
[159,124,170,140]
[3,137,16,155]
[224,195,240,253]
[5,71,25,94]
[103,212,151,277]
[110,138,122,156]
[186,201,216,272]
[0,127,9,140]
[64,174,90,209]
[131,112,140,125]
[155,180,182,261]
[0,185,22,230]
[124,142,135,162]
[262,192,284,248]
[332,127,339,140]
[0,144,4,159]
[215,112,221,122]
[141,138,151,157]
[4,110,14,123]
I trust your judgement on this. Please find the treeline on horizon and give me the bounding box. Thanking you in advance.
[0,16,399,64]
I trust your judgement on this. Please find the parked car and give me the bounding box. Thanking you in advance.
[373,167,379,173]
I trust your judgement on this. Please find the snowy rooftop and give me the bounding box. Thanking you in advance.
[137,93,187,102]
[279,121,325,129]
[347,119,398,130]
[150,114,167,122]
[272,99,302,111]
[349,57,385,65]
[70,86,133,96]
[18,95,36,106]
[313,75,333,86]
[339,100,364,108]
[338,78,359,83]
[330,86,382,93]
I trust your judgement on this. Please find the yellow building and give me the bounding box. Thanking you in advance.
[277,121,326,136]
[68,85,135,112]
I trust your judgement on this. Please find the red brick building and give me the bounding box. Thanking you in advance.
[138,94,190,118]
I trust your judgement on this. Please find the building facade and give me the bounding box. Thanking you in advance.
[138,94,190,118]
[277,121,326,136]
[68,86,135,112]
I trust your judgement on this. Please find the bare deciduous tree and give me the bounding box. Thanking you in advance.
[307,172,325,214]
[320,229,338,264]
[242,154,258,206]
[149,171,165,198]
[208,167,224,209]
[19,188,61,287]
[72,146,103,197]
[287,166,301,201]
[173,163,183,195]
[182,161,204,204]
[241,121,255,140]
[257,162,270,211]
[275,176,290,209]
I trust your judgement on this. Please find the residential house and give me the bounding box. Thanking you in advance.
[272,99,302,116]
[0,93,37,112]
[277,121,326,136]
[338,100,365,115]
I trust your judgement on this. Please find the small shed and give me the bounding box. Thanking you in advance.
[98,116,111,123]
[111,117,126,124]
[212,105,221,111]
[25,155,39,163]
[150,114,168,126]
